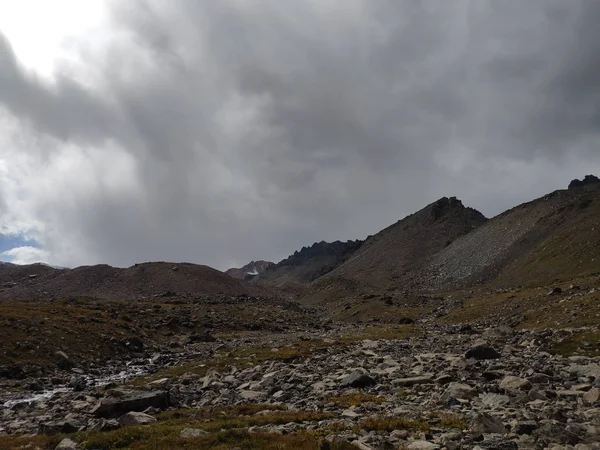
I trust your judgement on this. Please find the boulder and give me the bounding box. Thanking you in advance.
[39,419,83,435]
[55,439,79,450]
[465,344,501,360]
[470,413,505,434]
[56,351,74,370]
[340,371,376,388]
[118,412,157,426]
[395,376,433,387]
[583,387,600,405]
[440,382,477,403]
[499,376,532,391]
[92,390,169,418]
[407,442,440,450]
[472,440,518,450]
[187,331,217,343]
[533,422,580,445]
[180,428,209,438]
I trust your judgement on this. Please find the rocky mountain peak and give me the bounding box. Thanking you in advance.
[568,174,600,189]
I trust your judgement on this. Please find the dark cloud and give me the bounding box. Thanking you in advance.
[0,0,599,269]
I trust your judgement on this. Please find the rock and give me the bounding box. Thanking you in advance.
[342,409,360,418]
[0,364,25,379]
[407,441,440,450]
[56,351,74,370]
[118,412,157,426]
[547,287,563,296]
[180,428,209,438]
[569,174,600,189]
[239,390,267,400]
[512,421,537,435]
[55,438,79,450]
[96,418,120,431]
[395,376,432,387]
[499,376,532,391]
[187,331,217,343]
[398,317,415,324]
[435,374,454,385]
[440,382,478,403]
[533,422,580,445]
[465,343,501,360]
[472,440,518,450]
[39,419,83,435]
[557,390,583,399]
[480,393,510,408]
[92,390,170,418]
[470,413,505,434]
[583,387,600,405]
[340,371,376,388]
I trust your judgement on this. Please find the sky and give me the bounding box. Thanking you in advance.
[0,0,599,270]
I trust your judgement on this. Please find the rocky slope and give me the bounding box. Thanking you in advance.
[305,197,487,302]
[3,323,600,449]
[425,180,600,291]
[225,260,274,280]
[257,240,363,287]
[0,262,275,301]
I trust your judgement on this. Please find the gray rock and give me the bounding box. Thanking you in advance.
[92,390,169,418]
[395,376,433,387]
[340,371,376,388]
[472,440,518,450]
[180,428,209,438]
[500,376,532,391]
[56,351,74,370]
[466,344,501,360]
[480,393,510,408]
[583,387,600,405]
[407,441,440,450]
[39,419,83,435]
[512,421,537,435]
[118,412,157,426]
[470,413,505,434]
[55,438,78,450]
[440,382,478,403]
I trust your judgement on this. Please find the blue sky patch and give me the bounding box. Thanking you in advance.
[0,233,41,261]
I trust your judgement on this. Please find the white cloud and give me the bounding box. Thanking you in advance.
[0,1,599,270]
[1,246,49,265]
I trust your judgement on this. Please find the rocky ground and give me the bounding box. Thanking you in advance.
[2,323,600,449]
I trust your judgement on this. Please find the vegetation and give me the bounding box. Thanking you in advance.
[0,405,344,450]
[326,393,385,407]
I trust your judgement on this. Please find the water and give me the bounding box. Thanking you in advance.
[2,355,159,409]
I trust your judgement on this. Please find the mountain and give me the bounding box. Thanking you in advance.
[257,240,363,286]
[312,197,487,290]
[424,176,600,290]
[0,262,274,300]
[225,260,274,280]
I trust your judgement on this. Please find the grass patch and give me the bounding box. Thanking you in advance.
[356,417,430,433]
[0,406,341,450]
[551,330,600,357]
[0,434,61,450]
[326,394,385,408]
[431,412,467,430]
[336,325,419,344]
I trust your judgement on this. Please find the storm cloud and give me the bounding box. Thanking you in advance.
[1,0,599,269]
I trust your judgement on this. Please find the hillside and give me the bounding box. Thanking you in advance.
[0,262,274,300]
[257,240,363,286]
[425,178,600,290]
[312,197,487,291]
